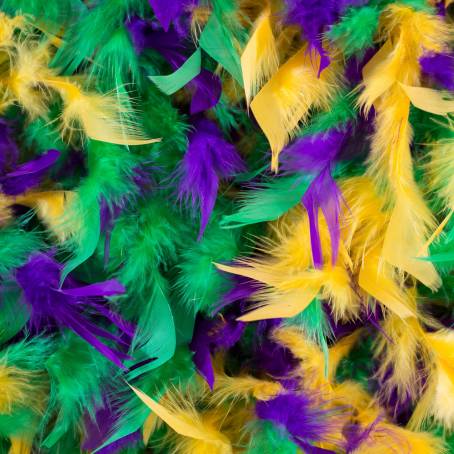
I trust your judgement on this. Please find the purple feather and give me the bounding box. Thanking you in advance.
[253,339,299,380]
[190,313,245,388]
[15,252,134,368]
[0,149,60,195]
[256,393,338,453]
[281,130,346,268]
[189,70,222,114]
[284,0,368,75]
[0,119,19,173]
[302,167,342,269]
[148,0,187,32]
[83,403,141,453]
[420,52,454,91]
[178,118,245,239]
[213,275,258,314]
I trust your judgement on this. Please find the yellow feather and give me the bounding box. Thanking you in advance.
[45,77,160,146]
[0,365,38,414]
[400,84,454,116]
[427,130,454,211]
[356,5,449,288]
[6,42,53,118]
[250,45,339,171]
[8,438,32,454]
[129,385,232,453]
[375,314,428,402]
[241,7,278,106]
[410,330,454,430]
[210,373,282,404]
[15,191,75,241]
[142,412,160,445]
[358,246,415,319]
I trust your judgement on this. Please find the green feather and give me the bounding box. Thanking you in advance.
[149,48,202,95]
[199,0,244,85]
[90,25,142,92]
[175,211,241,313]
[328,6,381,57]
[246,421,298,454]
[42,332,114,448]
[0,223,43,276]
[299,93,357,137]
[220,175,310,229]
[0,285,29,345]
[51,0,145,75]
[61,140,142,282]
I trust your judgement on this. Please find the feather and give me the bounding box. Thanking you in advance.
[0,149,60,196]
[410,330,454,431]
[92,348,195,452]
[42,333,114,448]
[356,5,451,289]
[149,48,202,95]
[199,1,244,85]
[246,420,299,454]
[220,175,310,229]
[255,392,341,453]
[0,223,43,276]
[51,0,145,75]
[250,45,340,171]
[45,77,159,146]
[15,191,74,241]
[177,217,240,313]
[16,252,132,369]
[327,5,381,57]
[420,52,454,90]
[129,385,232,453]
[61,141,142,281]
[240,7,278,106]
[374,313,427,404]
[148,0,188,32]
[177,119,245,239]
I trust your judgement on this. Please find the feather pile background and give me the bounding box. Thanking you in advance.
[0,0,453,452]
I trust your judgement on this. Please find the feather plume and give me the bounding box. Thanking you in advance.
[250,45,340,171]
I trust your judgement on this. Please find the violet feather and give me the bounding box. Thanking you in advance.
[178,118,245,239]
[16,252,133,368]
[256,393,338,453]
[0,119,19,173]
[190,313,245,388]
[281,130,346,268]
[284,0,368,75]
[148,0,187,32]
[420,52,454,91]
[0,149,60,195]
